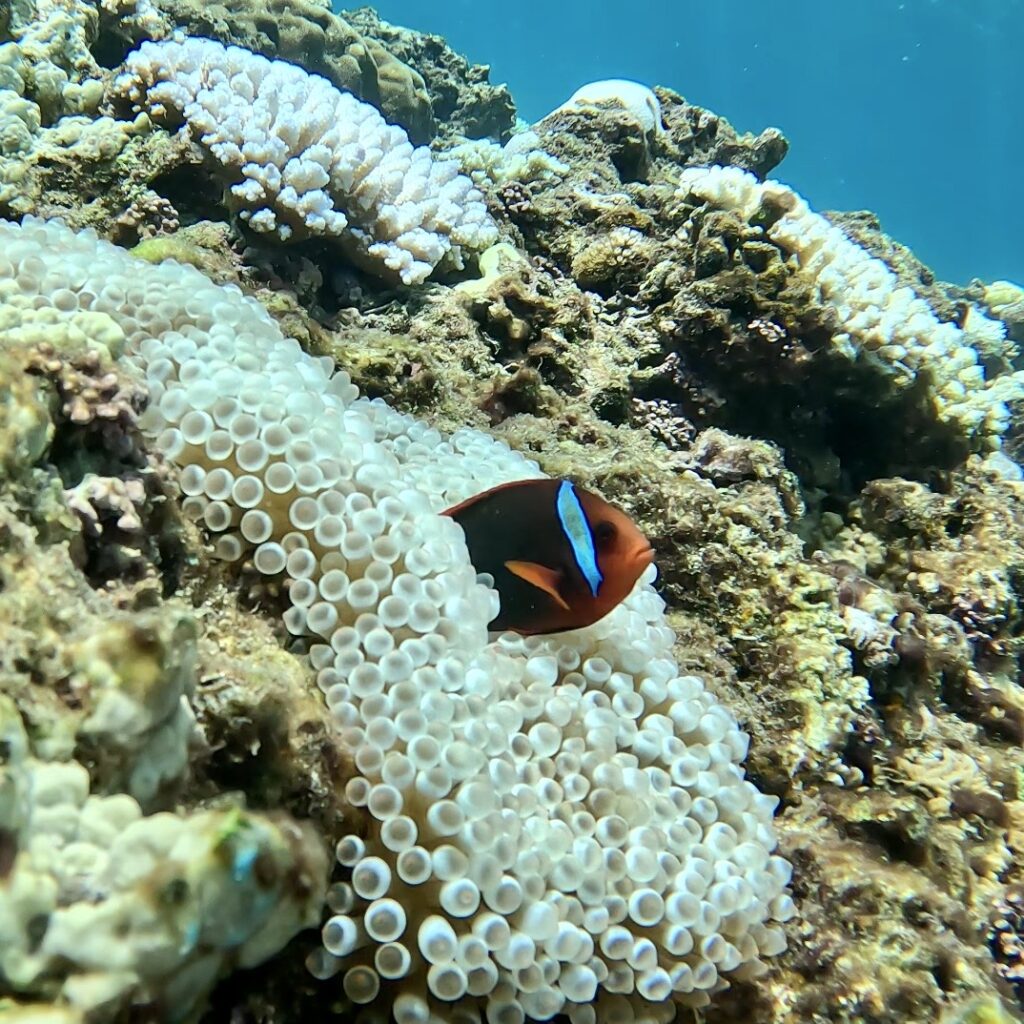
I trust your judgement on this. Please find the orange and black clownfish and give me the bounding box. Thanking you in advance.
[443,478,655,636]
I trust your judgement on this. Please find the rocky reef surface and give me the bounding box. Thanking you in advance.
[2,0,1024,1022]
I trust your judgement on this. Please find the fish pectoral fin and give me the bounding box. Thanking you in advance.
[504,560,570,610]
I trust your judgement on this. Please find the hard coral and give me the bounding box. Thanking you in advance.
[552,79,665,137]
[571,226,656,297]
[148,0,434,140]
[989,886,1024,1005]
[0,706,327,1022]
[112,188,179,244]
[110,37,498,284]
[456,242,558,348]
[0,433,196,805]
[677,166,1024,456]
[344,5,516,142]
[0,287,186,600]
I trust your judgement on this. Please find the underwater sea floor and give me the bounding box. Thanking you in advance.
[2,1,1024,1022]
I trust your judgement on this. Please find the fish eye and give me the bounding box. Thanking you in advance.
[594,520,617,547]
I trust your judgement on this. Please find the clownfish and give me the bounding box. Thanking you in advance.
[443,478,655,636]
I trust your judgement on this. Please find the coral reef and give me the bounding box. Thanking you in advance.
[443,131,569,191]
[0,703,327,1022]
[985,281,1024,349]
[151,0,434,141]
[3,1,1024,1023]
[0,0,193,233]
[551,80,665,138]
[675,166,1022,454]
[109,37,498,284]
[0,253,335,1021]
[2,211,793,1022]
[344,6,516,143]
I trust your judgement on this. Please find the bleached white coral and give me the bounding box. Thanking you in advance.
[447,130,569,189]
[962,302,1017,366]
[4,0,107,118]
[550,79,664,136]
[0,699,326,1019]
[0,215,793,1022]
[110,37,499,285]
[677,166,1024,449]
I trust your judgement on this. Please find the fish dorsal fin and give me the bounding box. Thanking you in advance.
[505,560,571,611]
[442,478,537,518]
[555,480,603,597]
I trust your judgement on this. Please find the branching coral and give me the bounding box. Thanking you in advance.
[108,37,499,284]
[676,166,1024,451]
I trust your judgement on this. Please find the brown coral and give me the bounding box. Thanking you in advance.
[571,225,656,297]
[21,338,183,596]
[345,5,516,142]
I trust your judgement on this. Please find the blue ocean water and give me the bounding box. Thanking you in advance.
[349,0,1021,288]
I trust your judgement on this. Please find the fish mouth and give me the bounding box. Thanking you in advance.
[633,542,656,567]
